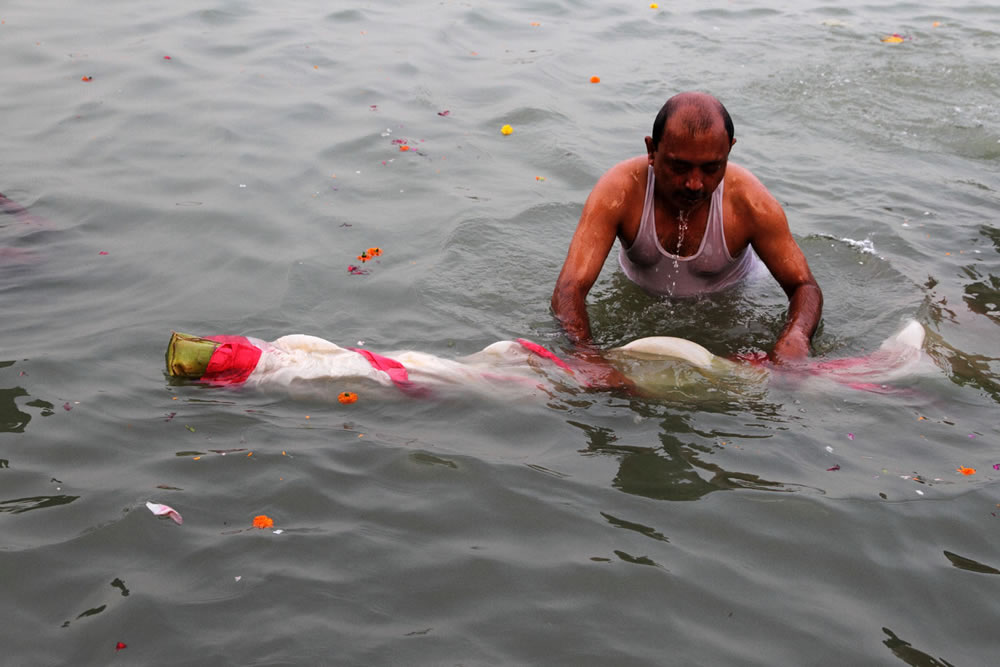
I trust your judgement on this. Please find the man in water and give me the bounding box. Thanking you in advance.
[551,91,822,382]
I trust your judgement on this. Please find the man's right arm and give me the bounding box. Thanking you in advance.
[551,168,630,346]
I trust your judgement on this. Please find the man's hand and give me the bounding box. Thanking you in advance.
[771,329,810,365]
[569,347,638,393]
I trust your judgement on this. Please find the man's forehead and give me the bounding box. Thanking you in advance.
[664,112,727,139]
[658,130,731,159]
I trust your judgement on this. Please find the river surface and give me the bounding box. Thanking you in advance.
[2,1,999,665]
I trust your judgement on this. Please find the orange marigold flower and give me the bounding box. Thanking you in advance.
[589,75,601,83]
[252,514,274,529]
[357,252,369,262]
[338,391,358,404]
[366,247,382,257]
[957,466,976,476]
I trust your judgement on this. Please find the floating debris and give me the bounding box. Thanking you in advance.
[146,501,183,525]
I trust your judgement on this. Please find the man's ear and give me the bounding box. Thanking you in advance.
[644,135,655,162]
[730,138,737,149]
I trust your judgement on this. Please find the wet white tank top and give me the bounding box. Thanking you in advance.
[618,165,763,297]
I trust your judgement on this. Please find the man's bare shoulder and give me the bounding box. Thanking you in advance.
[587,156,648,214]
[725,162,785,222]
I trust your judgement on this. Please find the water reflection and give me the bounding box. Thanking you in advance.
[942,550,1000,575]
[1,386,32,433]
[921,226,1000,404]
[881,627,956,667]
[962,225,1000,323]
[0,383,54,433]
[570,409,803,502]
[927,341,1000,404]
[0,495,79,513]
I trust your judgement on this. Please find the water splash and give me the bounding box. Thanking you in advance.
[669,209,690,296]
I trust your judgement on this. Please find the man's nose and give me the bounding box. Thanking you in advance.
[685,171,703,191]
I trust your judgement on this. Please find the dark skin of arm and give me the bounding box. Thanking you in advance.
[552,152,823,381]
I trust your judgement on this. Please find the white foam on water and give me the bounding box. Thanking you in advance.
[839,237,876,254]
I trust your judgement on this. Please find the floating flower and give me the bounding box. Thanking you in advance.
[881,33,906,43]
[590,75,601,83]
[827,464,841,471]
[399,145,410,152]
[500,124,513,135]
[847,433,855,440]
[438,110,450,116]
[650,3,659,7]
[115,642,127,652]
[994,464,1000,471]
[366,247,382,257]
[81,75,93,82]
[252,514,274,529]
[957,466,976,476]
[338,391,358,404]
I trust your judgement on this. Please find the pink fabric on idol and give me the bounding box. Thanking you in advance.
[202,336,263,385]
[347,347,429,397]
[515,339,574,373]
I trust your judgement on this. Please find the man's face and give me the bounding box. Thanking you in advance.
[646,119,734,212]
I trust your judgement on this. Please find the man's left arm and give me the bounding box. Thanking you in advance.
[745,187,823,362]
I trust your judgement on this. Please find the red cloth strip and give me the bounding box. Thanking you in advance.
[515,338,574,373]
[201,336,263,385]
[347,347,429,397]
